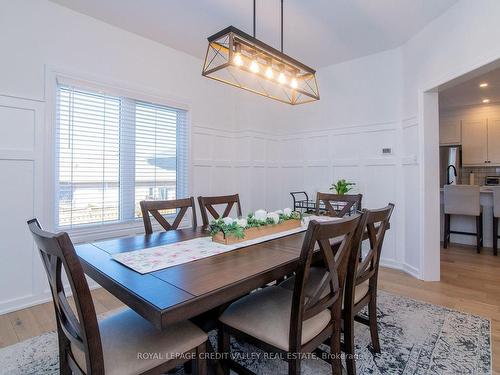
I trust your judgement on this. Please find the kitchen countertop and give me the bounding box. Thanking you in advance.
[439,186,495,193]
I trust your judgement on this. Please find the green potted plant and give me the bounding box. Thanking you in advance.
[330,179,355,195]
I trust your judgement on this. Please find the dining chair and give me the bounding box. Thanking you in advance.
[140,197,197,234]
[342,203,394,375]
[316,192,363,217]
[27,219,208,375]
[218,214,363,375]
[197,194,242,227]
[279,204,393,375]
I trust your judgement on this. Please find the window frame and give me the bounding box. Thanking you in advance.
[46,71,192,243]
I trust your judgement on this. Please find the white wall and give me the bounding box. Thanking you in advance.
[267,0,500,281]
[3,0,500,314]
[400,0,500,280]
[264,49,408,274]
[0,0,286,313]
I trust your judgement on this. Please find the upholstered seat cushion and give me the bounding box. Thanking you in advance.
[279,267,369,307]
[219,286,330,351]
[73,308,207,375]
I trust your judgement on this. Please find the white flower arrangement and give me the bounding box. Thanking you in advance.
[254,209,267,221]
[236,218,248,227]
[266,212,280,224]
[210,208,302,239]
[222,217,234,225]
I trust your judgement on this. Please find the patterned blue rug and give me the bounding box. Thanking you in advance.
[0,291,491,374]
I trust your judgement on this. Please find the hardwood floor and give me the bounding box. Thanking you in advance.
[379,244,500,374]
[0,244,498,373]
[0,287,124,349]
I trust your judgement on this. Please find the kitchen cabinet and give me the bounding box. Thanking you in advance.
[487,118,500,164]
[439,118,461,145]
[462,119,488,166]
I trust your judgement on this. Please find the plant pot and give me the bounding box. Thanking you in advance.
[212,219,302,245]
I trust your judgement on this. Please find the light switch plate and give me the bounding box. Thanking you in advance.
[382,148,392,155]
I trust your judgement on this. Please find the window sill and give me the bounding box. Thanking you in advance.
[61,216,191,245]
[63,220,147,244]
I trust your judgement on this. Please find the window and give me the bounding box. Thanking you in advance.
[56,85,188,229]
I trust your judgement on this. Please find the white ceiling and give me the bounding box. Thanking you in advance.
[50,0,458,68]
[440,66,500,108]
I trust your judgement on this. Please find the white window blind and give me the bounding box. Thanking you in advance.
[56,85,189,229]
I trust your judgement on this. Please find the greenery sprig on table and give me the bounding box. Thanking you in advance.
[210,208,302,239]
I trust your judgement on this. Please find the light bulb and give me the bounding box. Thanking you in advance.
[482,98,490,103]
[250,60,260,73]
[233,52,243,66]
[265,66,273,79]
[278,72,286,84]
[290,78,298,89]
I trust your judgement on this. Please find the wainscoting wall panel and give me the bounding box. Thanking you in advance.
[0,96,46,314]
[0,105,418,313]
[190,120,415,278]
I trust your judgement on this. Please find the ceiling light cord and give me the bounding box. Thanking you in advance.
[281,0,283,53]
[253,0,256,37]
[252,0,284,52]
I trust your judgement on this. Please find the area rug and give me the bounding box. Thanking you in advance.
[0,291,491,374]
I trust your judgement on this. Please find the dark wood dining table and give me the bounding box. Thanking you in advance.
[75,227,309,331]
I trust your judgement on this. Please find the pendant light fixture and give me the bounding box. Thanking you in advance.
[202,0,319,105]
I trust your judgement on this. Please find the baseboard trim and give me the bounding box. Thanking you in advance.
[0,281,101,316]
[380,259,421,279]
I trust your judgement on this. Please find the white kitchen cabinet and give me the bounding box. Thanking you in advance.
[439,118,461,145]
[462,119,488,166]
[487,118,500,165]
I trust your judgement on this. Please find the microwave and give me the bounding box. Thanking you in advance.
[485,176,500,186]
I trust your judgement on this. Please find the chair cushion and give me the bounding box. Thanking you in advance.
[73,308,207,375]
[219,286,330,351]
[279,267,370,307]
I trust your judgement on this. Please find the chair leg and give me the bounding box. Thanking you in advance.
[479,212,484,247]
[57,327,71,375]
[331,312,343,375]
[184,361,192,373]
[344,311,356,375]
[193,342,207,375]
[368,294,381,353]
[494,217,498,256]
[443,214,449,248]
[219,325,230,375]
[476,215,482,253]
[288,357,302,375]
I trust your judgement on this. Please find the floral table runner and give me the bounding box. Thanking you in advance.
[112,216,339,274]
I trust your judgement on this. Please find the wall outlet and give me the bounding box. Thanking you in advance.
[382,148,392,155]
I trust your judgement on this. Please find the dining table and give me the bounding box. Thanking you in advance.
[75,227,311,331]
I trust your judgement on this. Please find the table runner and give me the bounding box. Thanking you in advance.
[112,216,338,274]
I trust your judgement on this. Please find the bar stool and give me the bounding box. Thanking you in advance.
[443,185,482,253]
[493,187,500,256]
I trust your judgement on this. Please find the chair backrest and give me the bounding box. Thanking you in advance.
[27,219,103,374]
[140,197,197,234]
[491,187,500,218]
[289,214,362,351]
[344,203,394,311]
[443,185,480,216]
[197,194,242,226]
[316,192,363,217]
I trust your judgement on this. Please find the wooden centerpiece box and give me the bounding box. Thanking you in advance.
[212,219,302,245]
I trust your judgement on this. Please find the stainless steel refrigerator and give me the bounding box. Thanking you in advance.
[439,145,462,187]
